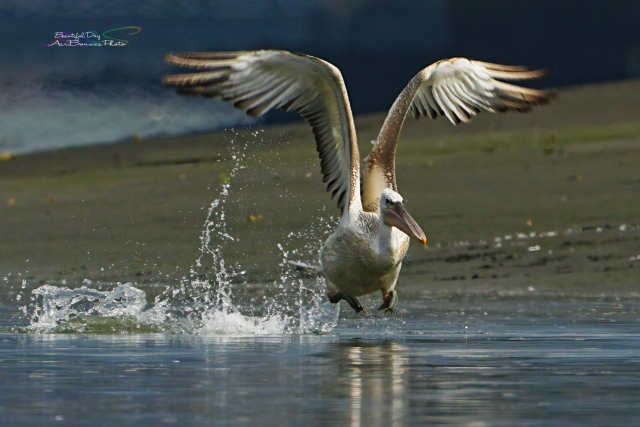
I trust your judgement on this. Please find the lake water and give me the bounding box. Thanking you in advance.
[1,288,639,426]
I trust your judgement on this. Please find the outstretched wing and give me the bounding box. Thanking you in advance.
[362,57,553,211]
[408,58,551,123]
[163,50,361,212]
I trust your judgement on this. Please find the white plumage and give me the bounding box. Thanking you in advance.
[164,50,552,312]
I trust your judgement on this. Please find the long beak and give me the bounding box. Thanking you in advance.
[386,204,427,245]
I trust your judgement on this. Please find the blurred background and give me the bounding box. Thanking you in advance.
[1,0,640,154]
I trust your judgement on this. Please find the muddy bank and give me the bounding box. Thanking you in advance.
[1,79,639,302]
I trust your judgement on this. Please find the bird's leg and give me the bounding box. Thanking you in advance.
[378,289,398,312]
[327,291,365,313]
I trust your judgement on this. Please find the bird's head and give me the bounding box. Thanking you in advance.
[380,188,427,245]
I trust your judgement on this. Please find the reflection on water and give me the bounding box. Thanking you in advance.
[338,341,408,427]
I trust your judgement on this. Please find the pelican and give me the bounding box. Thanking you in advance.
[163,50,552,312]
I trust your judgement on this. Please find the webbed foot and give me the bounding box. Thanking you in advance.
[378,290,398,312]
[328,291,365,313]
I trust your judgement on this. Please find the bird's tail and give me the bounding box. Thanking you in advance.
[287,260,323,277]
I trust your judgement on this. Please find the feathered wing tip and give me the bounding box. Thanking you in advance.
[163,51,243,68]
[167,51,243,60]
[473,60,555,111]
[162,70,228,87]
[472,60,552,79]
[492,80,556,113]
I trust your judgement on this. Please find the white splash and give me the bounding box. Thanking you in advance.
[27,282,156,331]
[179,132,339,336]
[201,310,290,336]
[20,131,339,335]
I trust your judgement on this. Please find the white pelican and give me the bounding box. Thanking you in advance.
[164,50,552,312]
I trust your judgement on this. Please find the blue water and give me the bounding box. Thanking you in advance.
[2,295,639,426]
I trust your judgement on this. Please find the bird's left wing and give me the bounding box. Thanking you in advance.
[407,58,551,123]
[362,58,553,211]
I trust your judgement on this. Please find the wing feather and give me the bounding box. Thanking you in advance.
[362,57,553,211]
[164,50,361,212]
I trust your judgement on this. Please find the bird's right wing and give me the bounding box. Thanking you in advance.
[163,50,361,212]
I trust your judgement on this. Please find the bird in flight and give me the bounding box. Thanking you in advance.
[164,50,552,312]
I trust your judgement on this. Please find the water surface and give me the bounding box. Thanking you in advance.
[2,293,639,426]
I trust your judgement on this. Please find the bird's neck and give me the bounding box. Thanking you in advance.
[375,215,405,254]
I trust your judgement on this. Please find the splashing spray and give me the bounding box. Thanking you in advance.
[21,130,339,334]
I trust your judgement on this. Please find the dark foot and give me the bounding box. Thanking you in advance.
[327,291,365,313]
[378,290,398,312]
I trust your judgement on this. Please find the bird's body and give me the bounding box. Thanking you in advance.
[321,211,409,298]
[164,50,552,312]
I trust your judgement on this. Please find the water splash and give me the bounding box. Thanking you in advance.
[25,282,165,333]
[169,130,339,335]
[20,131,339,335]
